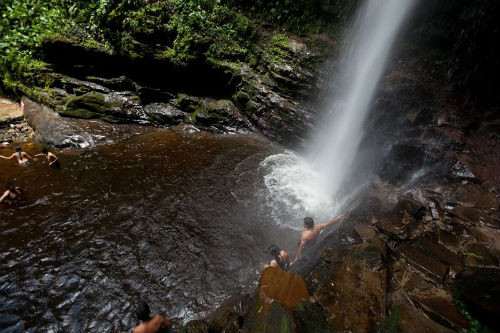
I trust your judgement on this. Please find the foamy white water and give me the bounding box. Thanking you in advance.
[259,152,338,229]
[310,0,416,196]
[261,0,416,224]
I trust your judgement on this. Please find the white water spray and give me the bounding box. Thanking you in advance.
[310,0,416,196]
[261,0,416,225]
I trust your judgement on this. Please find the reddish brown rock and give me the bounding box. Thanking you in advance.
[397,306,455,333]
[464,242,499,267]
[410,290,469,330]
[395,244,449,283]
[309,243,386,333]
[258,267,309,311]
[353,222,378,242]
[374,217,408,240]
[417,234,465,272]
[242,267,330,333]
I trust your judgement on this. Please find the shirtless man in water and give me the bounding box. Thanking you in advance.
[0,147,33,165]
[133,301,172,333]
[291,214,343,265]
[35,148,60,168]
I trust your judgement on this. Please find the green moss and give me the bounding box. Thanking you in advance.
[63,92,112,118]
[379,306,400,333]
[465,253,484,260]
[454,299,494,333]
[60,108,99,119]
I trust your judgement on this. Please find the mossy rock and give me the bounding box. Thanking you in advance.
[174,93,200,112]
[243,301,294,333]
[60,108,99,119]
[62,92,114,119]
[291,301,332,333]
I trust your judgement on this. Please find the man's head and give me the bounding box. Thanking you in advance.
[136,301,151,322]
[41,148,48,154]
[6,182,14,190]
[268,245,280,257]
[15,147,21,153]
[303,217,315,229]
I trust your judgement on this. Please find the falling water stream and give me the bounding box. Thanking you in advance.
[262,0,416,216]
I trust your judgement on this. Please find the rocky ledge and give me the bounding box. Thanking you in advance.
[0,96,34,144]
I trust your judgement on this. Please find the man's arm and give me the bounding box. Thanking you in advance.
[0,190,9,203]
[0,153,15,159]
[317,214,343,231]
[49,154,59,165]
[23,152,34,160]
[291,240,306,265]
[161,316,172,328]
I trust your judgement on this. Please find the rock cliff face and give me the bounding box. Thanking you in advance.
[22,33,332,148]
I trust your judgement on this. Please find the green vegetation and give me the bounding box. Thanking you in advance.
[1,0,351,96]
[378,306,400,333]
[226,0,349,35]
[0,0,66,92]
[454,299,494,333]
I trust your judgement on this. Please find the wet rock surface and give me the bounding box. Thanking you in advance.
[20,34,330,147]
[22,96,153,148]
[0,96,34,143]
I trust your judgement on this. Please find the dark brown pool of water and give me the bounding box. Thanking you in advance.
[0,129,298,332]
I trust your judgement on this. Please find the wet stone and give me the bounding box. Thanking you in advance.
[374,217,408,240]
[395,244,449,283]
[309,243,386,333]
[410,291,469,330]
[464,242,499,267]
[450,161,476,180]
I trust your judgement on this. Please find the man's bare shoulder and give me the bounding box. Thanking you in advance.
[301,229,316,241]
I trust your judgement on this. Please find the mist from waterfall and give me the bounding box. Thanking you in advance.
[309,0,416,196]
[261,0,416,225]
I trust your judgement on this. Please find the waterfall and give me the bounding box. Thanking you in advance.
[261,0,416,226]
[310,0,416,196]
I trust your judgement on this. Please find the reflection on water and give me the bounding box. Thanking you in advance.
[0,129,302,332]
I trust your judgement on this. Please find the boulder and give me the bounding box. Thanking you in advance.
[395,244,449,283]
[208,294,252,333]
[373,217,408,240]
[410,290,469,330]
[242,267,330,333]
[144,103,186,124]
[22,96,151,148]
[22,96,94,148]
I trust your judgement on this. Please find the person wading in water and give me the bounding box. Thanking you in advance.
[0,147,33,166]
[0,182,23,205]
[265,245,290,271]
[133,301,172,333]
[35,147,60,169]
[291,214,343,265]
